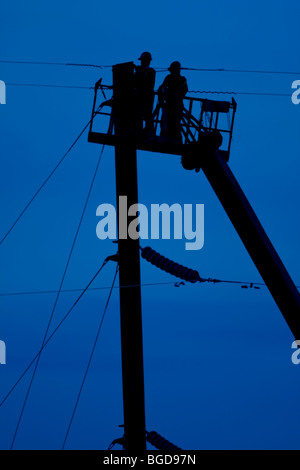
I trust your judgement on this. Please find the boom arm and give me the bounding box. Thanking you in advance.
[198,148,300,339]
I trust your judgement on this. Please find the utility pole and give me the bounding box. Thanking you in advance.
[113,62,146,451]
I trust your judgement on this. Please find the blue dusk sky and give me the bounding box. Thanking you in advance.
[0,0,300,450]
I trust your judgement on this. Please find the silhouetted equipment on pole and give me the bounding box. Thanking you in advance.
[89,76,237,160]
[88,61,300,449]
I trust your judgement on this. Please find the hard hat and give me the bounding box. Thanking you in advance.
[138,51,152,61]
[168,61,181,72]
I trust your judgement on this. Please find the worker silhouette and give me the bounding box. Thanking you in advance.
[134,52,156,137]
[158,61,188,142]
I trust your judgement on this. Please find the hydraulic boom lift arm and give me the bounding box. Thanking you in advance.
[192,146,300,339]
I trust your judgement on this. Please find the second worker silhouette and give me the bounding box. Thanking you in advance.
[158,61,188,142]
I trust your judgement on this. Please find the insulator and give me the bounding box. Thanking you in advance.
[141,247,201,283]
[146,431,182,451]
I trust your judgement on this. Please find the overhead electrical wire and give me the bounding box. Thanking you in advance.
[1,278,299,296]
[0,119,92,247]
[5,81,291,98]
[61,264,119,450]
[3,261,286,415]
[0,60,110,68]
[6,82,112,90]
[7,82,93,90]
[1,60,299,75]
[2,59,297,98]
[0,282,180,297]
[188,90,291,97]
[181,67,300,75]
[0,258,110,411]
[10,144,106,449]
[0,102,105,248]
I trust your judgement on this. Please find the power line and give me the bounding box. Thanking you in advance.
[61,264,119,450]
[7,82,93,90]
[6,82,112,90]
[0,282,180,297]
[5,81,291,98]
[0,60,110,69]
[189,90,291,97]
[1,60,299,75]
[181,67,300,76]
[0,259,109,411]
[9,144,106,449]
[0,117,92,247]
[1,278,299,297]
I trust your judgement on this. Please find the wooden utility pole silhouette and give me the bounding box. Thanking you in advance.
[112,63,146,451]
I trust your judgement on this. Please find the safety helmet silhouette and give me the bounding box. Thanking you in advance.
[168,61,181,73]
[138,52,152,62]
